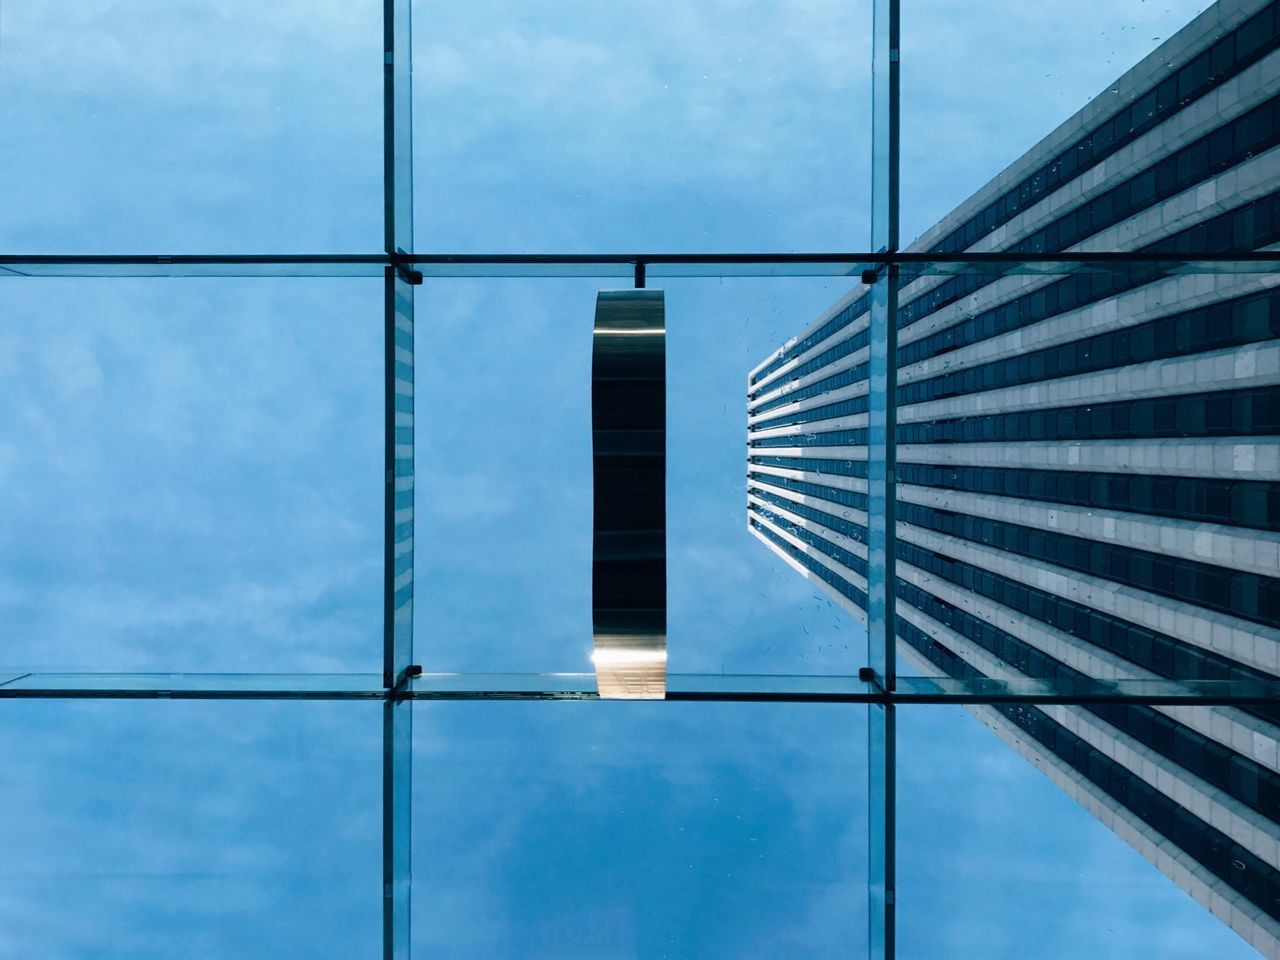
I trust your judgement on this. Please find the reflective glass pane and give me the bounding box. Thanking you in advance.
[413,700,867,957]
[420,276,875,676]
[0,0,382,252]
[901,1,1275,252]
[0,279,383,672]
[899,705,1272,957]
[888,262,1278,690]
[0,700,381,958]
[413,0,871,252]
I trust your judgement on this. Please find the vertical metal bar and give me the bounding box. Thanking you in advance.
[384,0,414,255]
[383,695,413,959]
[383,0,415,956]
[382,273,416,959]
[868,703,896,959]
[866,269,898,689]
[870,0,900,257]
[869,1,900,959]
[385,270,416,687]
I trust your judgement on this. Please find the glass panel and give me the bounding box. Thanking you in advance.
[0,279,383,673]
[412,0,871,252]
[902,1,1275,252]
[889,262,1279,691]
[0,0,382,253]
[0,673,385,696]
[899,705,1273,958]
[0,700,381,958]
[887,248,1279,960]
[421,277,875,677]
[413,700,867,957]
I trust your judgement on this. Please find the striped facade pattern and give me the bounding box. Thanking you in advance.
[386,270,415,685]
[747,1,1280,953]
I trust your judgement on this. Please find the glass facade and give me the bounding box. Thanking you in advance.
[3,1,1278,959]
[748,1,1280,953]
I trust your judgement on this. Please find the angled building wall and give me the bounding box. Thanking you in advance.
[746,1,1280,952]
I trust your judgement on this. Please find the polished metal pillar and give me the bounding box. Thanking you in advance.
[591,290,667,699]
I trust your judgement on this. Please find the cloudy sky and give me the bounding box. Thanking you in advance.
[0,0,1258,957]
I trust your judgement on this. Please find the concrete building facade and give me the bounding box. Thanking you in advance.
[746,1,1280,952]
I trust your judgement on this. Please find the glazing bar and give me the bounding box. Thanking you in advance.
[0,252,1275,280]
[383,0,415,955]
[0,673,1276,703]
[869,1,900,957]
[385,268,416,688]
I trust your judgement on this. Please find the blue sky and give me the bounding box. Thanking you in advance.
[0,0,1260,957]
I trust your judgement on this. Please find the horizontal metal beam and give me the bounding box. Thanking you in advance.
[0,672,1276,705]
[0,251,1276,279]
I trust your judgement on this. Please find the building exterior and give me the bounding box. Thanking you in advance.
[746,1,1280,952]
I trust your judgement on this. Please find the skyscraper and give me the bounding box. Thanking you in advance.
[747,1,1280,953]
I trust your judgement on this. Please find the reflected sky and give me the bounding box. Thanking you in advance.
[0,0,1254,956]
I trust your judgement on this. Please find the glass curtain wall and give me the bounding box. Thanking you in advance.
[0,1,1276,959]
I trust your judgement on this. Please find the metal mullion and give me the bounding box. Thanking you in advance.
[382,0,415,956]
[869,0,900,957]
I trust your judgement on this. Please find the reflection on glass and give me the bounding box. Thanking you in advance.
[0,700,381,959]
[413,701,867,957]
[0,0,382,252]
[413,0,870,252]
[747,3,1278,952]
[417,277,867,677]
[0,279,383,674]
[899,706,1267,959]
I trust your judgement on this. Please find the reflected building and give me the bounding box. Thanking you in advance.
[746,1,1280,952]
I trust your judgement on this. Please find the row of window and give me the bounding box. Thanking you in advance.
[899,288,1278,407]
[749,289,873,391]
[897,499,1278,629]
[905,96,1280,327]
[757,504,1280,885]
[750,426,866,448]
[747,391,870,435]
[929,3,1280,256]
[752,358,870,418]
[747,424,870,448]
[755,187,1280,409]
[748,515,869,609]
[897,537,1279,724]
[899,385,1279,444]
[750,473,867,516]
[761,283,1277,421]
[753,489,1280,919]
[749,454,870,476]
[752,3,1280,390]
[751,384,1279,446]
[901,191,1280,367]
[996,697,1280,923]
[892,595,1277,825]
[748,453,1280,532]
[909,628,1280,921]
[750,321,871,402]
[747,482,1279,729]
[901,97,1280,332]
